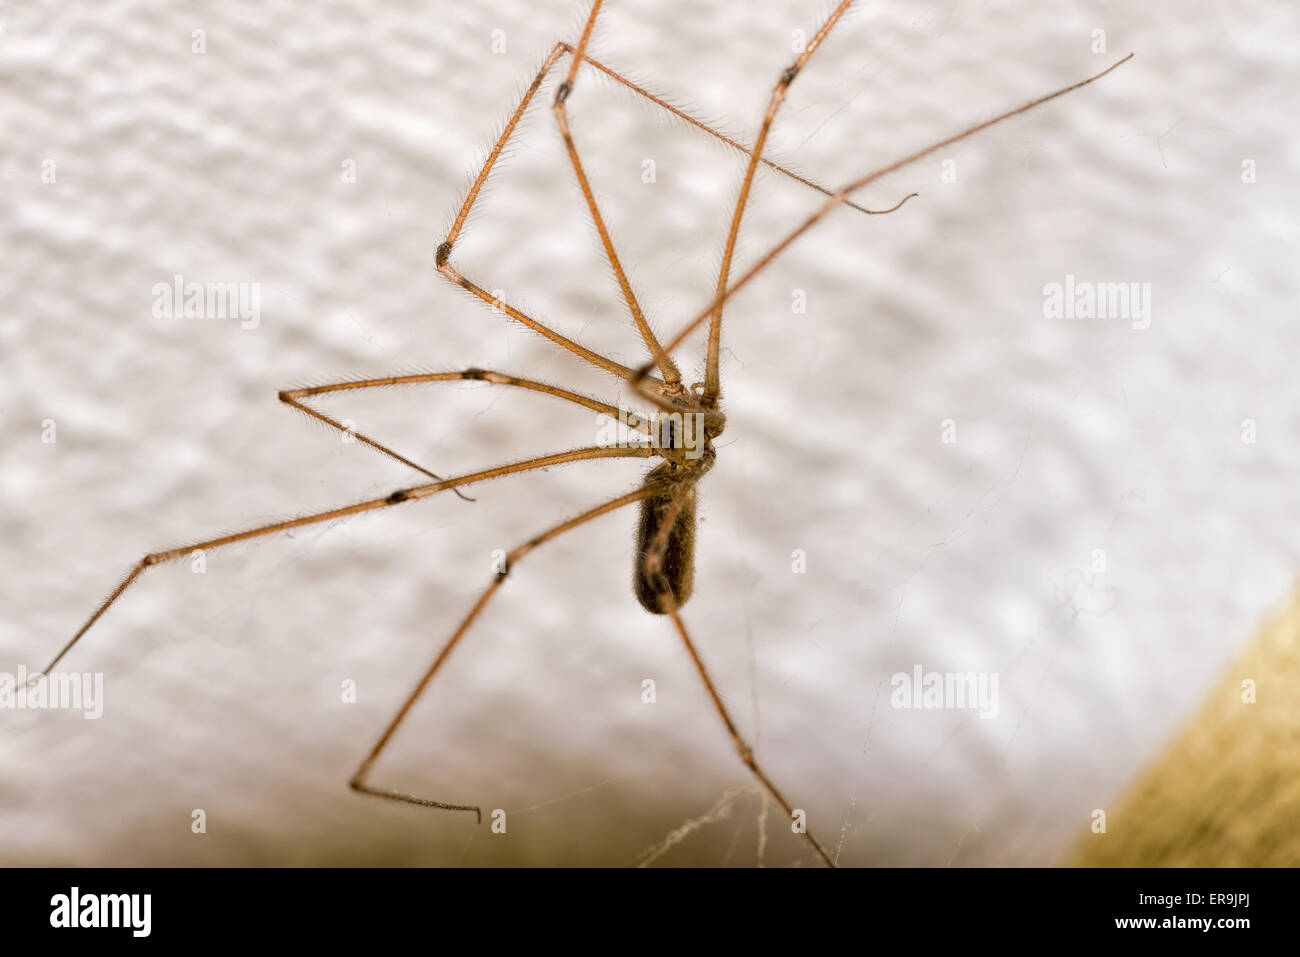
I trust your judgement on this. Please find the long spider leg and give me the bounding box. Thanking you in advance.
[437,261,646,381]
[570,48,916,218]
[39,445,654,675]
[279,365,662,498]
[278,390,476,503]
[349,481,661,821]
[666,605,836,868]
[644,52,1136,374]
[435,18,910,391]
[553,0,681,387]
[434,38,645,382]
[702,0,856,407]
[640,477,836,868]
[441,42,568,254]
[444,35,900,235]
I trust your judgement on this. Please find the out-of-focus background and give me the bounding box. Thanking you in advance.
[1,0,1296,866]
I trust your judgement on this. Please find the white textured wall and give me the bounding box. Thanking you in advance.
[2,0,1296,865]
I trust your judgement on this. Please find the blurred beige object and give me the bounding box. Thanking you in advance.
[1072,585,1300,866]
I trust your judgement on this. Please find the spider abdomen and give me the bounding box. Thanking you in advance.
[634,464,696,614]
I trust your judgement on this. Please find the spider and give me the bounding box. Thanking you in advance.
[37,0,1130,866]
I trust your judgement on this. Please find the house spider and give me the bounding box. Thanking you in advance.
[37,0,1129,866]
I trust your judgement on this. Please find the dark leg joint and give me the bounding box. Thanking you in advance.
[781,64,800,86]
[387,489,411,504]
[435,241,453,267]
[554,81,572,106]
[463,367,487,380]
